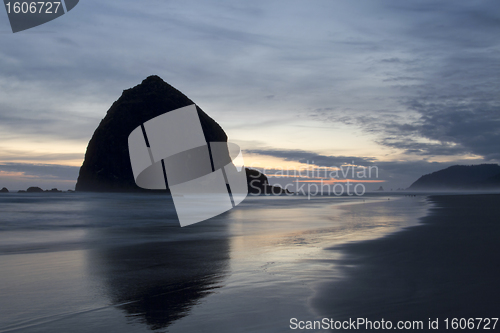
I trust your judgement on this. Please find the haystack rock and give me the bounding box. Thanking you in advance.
[76,75,287,194]
[76,76,228,192]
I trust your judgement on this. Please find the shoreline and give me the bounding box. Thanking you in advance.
[311,194,500,331]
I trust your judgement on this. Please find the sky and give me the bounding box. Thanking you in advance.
[0,0,499,191]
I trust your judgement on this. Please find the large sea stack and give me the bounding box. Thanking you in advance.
[76,75,281,194]
[76,76,227,192]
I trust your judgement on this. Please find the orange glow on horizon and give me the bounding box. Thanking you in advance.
[295,179,385,184]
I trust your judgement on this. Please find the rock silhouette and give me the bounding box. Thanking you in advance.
[409,164,500,190]
[0,187,8,193]
[26,187,44,193]
[76,76,227,192]
[76,75,288,195]
[246,168,290,194]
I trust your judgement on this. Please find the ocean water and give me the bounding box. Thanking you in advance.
[0,193,428,333]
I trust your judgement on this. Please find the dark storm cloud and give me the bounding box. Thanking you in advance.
[401,97,500,160]
[320,99,500,160]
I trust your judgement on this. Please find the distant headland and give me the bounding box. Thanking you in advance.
[408,164,500,191]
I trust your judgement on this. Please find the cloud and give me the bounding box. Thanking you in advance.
[0,163,80,181]
[246,149,376,167]
[247,147,489,189]
[1,0,499,193]
[307,0,500,161]
[0,150,83,163]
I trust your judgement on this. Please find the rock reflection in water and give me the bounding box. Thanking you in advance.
[90,235,230,331]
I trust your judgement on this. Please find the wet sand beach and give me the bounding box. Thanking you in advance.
[312,194,500,331]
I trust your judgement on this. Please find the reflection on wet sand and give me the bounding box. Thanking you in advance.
[88,232,230,331]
